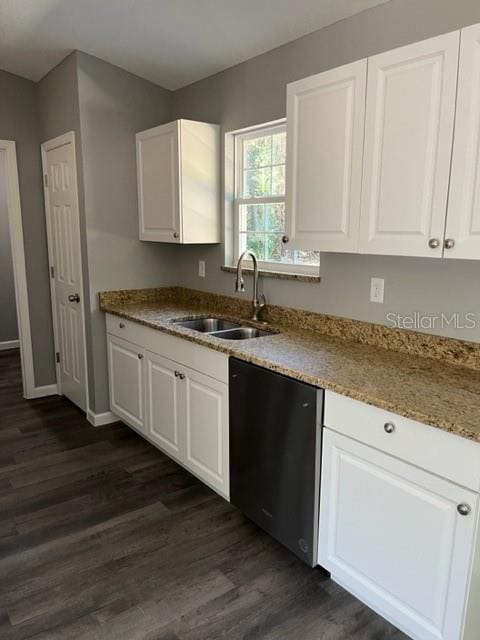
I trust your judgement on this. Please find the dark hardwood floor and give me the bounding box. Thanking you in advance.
[0,348,407,639]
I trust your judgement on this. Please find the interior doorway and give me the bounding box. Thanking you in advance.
[0,140,36,398]
[0,152,19,351]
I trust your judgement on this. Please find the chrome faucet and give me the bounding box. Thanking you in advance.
[235,250,266,322]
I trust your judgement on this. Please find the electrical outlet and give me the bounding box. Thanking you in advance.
[198,260,206,278]
[370,277,384,304]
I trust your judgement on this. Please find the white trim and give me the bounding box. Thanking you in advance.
[0,141,36,398]
[29,384,58,399]
[87,410,119,427]
[41,132,90,414]
[0,339,20,351]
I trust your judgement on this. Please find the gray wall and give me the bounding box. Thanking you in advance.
[76,52,176,413]
[0,69,54,384]
[172,0,480,343]
[0,152,18,343]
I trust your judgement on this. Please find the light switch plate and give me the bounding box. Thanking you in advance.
[198,260,206,278]
[370,277,384,304]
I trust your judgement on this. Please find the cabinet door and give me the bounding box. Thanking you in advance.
[285,60,366,252]
[107,334,145,433]
[445,24,480,260]
[136,122,181,243]
[359,32,459,257]
[145,351,184,464]
[318,429,478,640]
[183,366,229,499]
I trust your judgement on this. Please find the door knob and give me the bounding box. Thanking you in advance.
[68,293,80,303]
[173,232,179,239]
[444,238,455,249]
[428,238,440,249]
[282,235,289,244]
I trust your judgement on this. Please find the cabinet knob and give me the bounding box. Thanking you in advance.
[174,371,180,377]
[282,235,289,244]
[457,503,471,516]
[119,323,125,329]
[428,238,440,249]
[444,238,455,250]
[384,422,395,434]
[173,232,179,239]
[179,373,186,380]
[138,353,143,359]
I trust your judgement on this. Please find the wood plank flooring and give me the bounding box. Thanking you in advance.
[0,349,407,639]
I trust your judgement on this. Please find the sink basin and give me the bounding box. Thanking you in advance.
[172,317,240,332]
[210,327,275,340]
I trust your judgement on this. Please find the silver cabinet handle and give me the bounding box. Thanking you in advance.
[68,293,80,303]
[457,503,471,516]
[138,353,143,360]
[384,422,395,434]
[119,323,125,329]
[173,232,179,239]
[428,238,440,249]
[444,238,455,249]
[282,235,289,244]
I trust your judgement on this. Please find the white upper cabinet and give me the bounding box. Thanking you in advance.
[359,32,459,257]
[285,60,367,252]
[136,119,220,244]
[445,23,480,260]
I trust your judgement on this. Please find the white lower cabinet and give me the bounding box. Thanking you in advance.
[145,350,184,464]
[319,391,480,640]
[107,334,146,434]
[106,316,229,499]
[184,366,229,497]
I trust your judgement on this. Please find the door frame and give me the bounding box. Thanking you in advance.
[0,139,37,397]
[41,131,90,412]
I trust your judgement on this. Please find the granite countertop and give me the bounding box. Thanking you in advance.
[99,288,480,444]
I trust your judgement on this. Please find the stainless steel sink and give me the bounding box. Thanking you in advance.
[172,317,240,332]
[210,327,275,340]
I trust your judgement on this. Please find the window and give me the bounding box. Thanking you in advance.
[233,121,319,273]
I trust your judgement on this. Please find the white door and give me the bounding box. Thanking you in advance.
[136,121,181,243]
[285,59,367,252]
[444,23,480,259]
[183,366,229,498]
[145,350,184,463]
[318,429,478,640]
[42,133,87,411]
[359,32,459,257]
[107,334,145,433]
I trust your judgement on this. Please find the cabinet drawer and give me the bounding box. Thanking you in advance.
[106,313,228,383]
[324,390,480,491]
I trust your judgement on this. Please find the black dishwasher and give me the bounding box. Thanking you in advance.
[229,357,323,566]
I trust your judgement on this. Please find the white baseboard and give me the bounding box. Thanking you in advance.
[0,339,20,351]
[27,384,58,399]
[87,409,119,427]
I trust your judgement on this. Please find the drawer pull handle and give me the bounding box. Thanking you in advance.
[457,503,471,516]
[384,422,395,434]
[138,354,143,360]
[119,323,125,329]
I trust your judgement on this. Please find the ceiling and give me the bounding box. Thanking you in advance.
[0,0,390,90]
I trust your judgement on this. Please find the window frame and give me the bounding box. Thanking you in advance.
[230,120,320,276]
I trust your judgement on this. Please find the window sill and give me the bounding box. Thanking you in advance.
[221,265,321,283]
